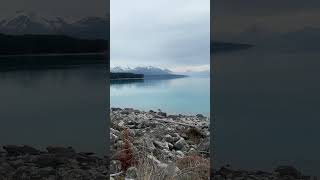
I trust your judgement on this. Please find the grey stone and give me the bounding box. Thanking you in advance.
[174,138,189,150]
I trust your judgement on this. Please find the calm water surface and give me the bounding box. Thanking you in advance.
[111,77,210,116]
[0,65,107,155]
[214,48,320,175]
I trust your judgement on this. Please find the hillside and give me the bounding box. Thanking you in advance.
[111,66,187,79]
[0,34,108,55]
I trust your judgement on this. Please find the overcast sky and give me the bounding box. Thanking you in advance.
[0,0,107,20]
[111,0,210,73]
[213,0,320,41]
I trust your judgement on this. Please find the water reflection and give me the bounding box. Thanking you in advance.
[110,76,210,116]
[214,49,320,175]
[0,65,107,156]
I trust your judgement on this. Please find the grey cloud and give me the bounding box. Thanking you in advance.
[213,0,320,16]
[111,0,210,69]
[0,0,107,19]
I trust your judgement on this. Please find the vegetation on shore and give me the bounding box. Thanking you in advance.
[0,34,107,55]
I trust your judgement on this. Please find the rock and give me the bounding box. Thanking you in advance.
[0,145,109,179]
[0,162,14,174]
[3,145,40,156]
[147,155,161,164]
[142,137,156,151]
[164,134,175,143]
[128,129,136,137]
[46,146,75,154]
[174,138,189,151]
[122,108,134,115]
[34,155,67,168]
[188,148,197,155]
[158,163,168,169]
[164,163,180,177]
[117,120,125,129]
[110,128,121,136]
[176,151,184,158]
[157,112,167,117]
[110,160,121,173]
[168,115,179,120]
[153,141,169,150]
[198,141,210,157]
[274,166,302,179]
[110,133,119,143]
[125,167,138,179]
[37,167,55,176]
[9,159,25,168]
[196,114,205,119]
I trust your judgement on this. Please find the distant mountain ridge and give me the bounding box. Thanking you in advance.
[0,11,108,40]
[111,66,187,79]
[111,66,173,75]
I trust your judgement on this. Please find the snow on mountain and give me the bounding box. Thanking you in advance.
[0,11,60,34]
[111,66,173,75]
[0,11,108,39]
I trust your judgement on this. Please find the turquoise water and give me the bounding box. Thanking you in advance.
[0,65,107,155]
[110,77,210,116]
[214,49,320,176]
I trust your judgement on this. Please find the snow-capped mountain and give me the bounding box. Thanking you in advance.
[111,66,173,75]
[0,11,108,39]
[0,11,64,34]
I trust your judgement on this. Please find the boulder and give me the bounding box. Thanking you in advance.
[174,138,189,151]
[46,146,75,154]
[274,166,302,179]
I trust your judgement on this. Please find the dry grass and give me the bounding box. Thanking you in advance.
[176,155,210,180]
[111,128,210,180]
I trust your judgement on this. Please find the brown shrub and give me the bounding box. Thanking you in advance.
[185,127,204,143]
[116,128,136,171]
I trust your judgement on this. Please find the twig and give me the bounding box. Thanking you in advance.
[110,171,123,177]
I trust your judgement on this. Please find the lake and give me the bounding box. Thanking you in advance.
[213,48,320,176]
[0,64,107,155]
[110,76,210,116]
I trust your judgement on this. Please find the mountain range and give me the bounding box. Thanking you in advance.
[0,11,108,40]
[0,11,255,53]
[111,66,173,76]
[111,66,190,79]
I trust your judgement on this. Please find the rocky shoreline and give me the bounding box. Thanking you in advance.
[213,166,315,180]
[0,145,108,179]
[0,108,313,179]
[110,108,314,180]
[110,107,210,179]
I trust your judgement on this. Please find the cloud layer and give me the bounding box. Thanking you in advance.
[213,0,320,38]
[0,0,107,20]
[111,0,210,72]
